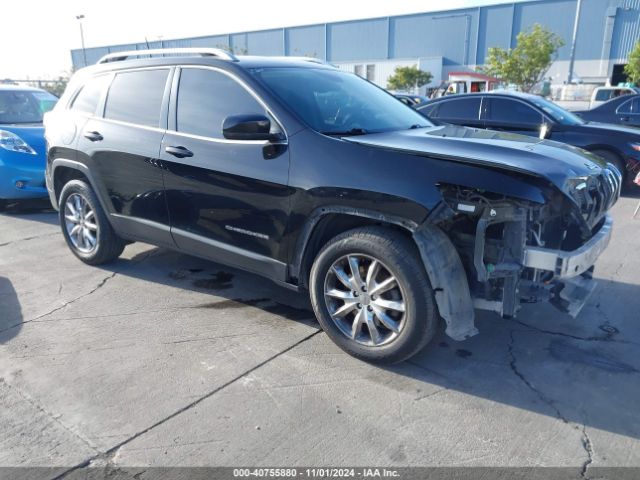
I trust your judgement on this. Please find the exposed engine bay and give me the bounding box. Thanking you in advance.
[434,176,619,320]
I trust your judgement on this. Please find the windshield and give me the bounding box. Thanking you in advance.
[529,96,584,126]
[251,67,432,135]
[0,90,58,124]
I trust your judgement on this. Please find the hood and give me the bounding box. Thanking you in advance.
[343,125,608,193]
[0,124,46,156]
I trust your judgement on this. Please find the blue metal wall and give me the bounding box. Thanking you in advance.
[71,0,640,69]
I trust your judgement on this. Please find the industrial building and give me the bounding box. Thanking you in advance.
[71,0,640,93]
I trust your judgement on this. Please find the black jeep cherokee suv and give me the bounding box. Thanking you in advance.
[45,48,621,363]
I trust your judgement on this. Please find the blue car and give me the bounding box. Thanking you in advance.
[0,85,58,210]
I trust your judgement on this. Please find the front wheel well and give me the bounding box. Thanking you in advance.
[297,213,415,288]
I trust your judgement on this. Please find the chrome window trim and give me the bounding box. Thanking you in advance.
[64,65,288,144]
[165,129,270,145]
[66,72,115,116]
[433,96,483,121]
[615,98,639,115]
[98,116,166,134]
[102,67,173,129]
[485,96,554,125]
[170,65,288,143]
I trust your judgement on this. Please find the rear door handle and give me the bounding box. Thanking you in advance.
[620,116,630,122]
[165,145,194,158]
[84,131,103,142]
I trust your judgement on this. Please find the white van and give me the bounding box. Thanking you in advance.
[590,86,639,109]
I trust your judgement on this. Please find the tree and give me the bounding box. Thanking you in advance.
[387,66,432,92]
[624,40,640,84]
[482,24,564,93]
[44,73,71,98]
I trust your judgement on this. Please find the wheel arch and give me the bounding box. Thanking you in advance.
[293,206,478,342]
[50,159,108,213]
[291,206,419,289]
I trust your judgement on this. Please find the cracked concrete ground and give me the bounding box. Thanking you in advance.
[0,197,639,478]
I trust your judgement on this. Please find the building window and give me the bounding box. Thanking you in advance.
[366,64,375,81]
[354,65,364,77]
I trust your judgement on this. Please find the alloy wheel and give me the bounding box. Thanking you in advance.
[64,193,98,253]
[323,254,406,346]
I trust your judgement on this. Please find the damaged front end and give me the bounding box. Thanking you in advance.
[423,168,621,338]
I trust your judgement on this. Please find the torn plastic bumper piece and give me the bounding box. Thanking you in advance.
[550,271,598,318]
[413,224,478,341]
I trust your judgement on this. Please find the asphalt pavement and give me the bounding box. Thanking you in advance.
[1,196,639,479]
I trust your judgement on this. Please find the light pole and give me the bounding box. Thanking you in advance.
[566,0,582,84]
[76,15,87,67]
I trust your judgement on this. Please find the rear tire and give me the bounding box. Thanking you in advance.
[0,199,6,212]
[59,180,125,265]
[309,226,439,364]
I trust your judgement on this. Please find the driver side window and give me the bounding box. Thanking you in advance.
[177,68,278,139]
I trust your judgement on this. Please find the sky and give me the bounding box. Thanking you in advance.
[2,0,524,79]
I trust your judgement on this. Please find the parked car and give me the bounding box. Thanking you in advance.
[589,86,639,109]
[394,93,430,107]
[575,94,640,128]
[45,48,620,363]
[417,92,640,187]
[0,85,58,210]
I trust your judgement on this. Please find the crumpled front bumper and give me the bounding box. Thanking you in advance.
[523,215,613,279]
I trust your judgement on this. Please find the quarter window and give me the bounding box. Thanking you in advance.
[104,69,169,127]
[71,75,111,115]
[487,98,543,125]
[176,68,268,139]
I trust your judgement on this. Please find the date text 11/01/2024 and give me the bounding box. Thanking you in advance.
[232,468,400,477]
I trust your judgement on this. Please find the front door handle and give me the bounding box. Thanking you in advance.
[620,116,630,122]
[165,145,194,158]
[84,131,103,142]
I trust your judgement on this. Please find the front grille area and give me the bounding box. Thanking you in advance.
[572,168,621,228]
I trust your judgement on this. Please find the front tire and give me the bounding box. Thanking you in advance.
[309,226,439,364]
[58,180,125,265]
[0,199,6,212]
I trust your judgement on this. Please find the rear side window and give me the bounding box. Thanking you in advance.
[104,69,169,127]
[432,98,481,120]
[71,75,111,115]
[487,98,543,125]
[618,98,640,114]
[176,68,267,139]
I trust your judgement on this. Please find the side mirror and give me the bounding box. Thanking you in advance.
[222,114,280,141]
[539,123,552,139]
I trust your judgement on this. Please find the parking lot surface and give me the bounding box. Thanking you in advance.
[1,197,639,477]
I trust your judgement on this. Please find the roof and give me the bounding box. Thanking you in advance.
[427,91,541,102]
[79,53,338,76]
